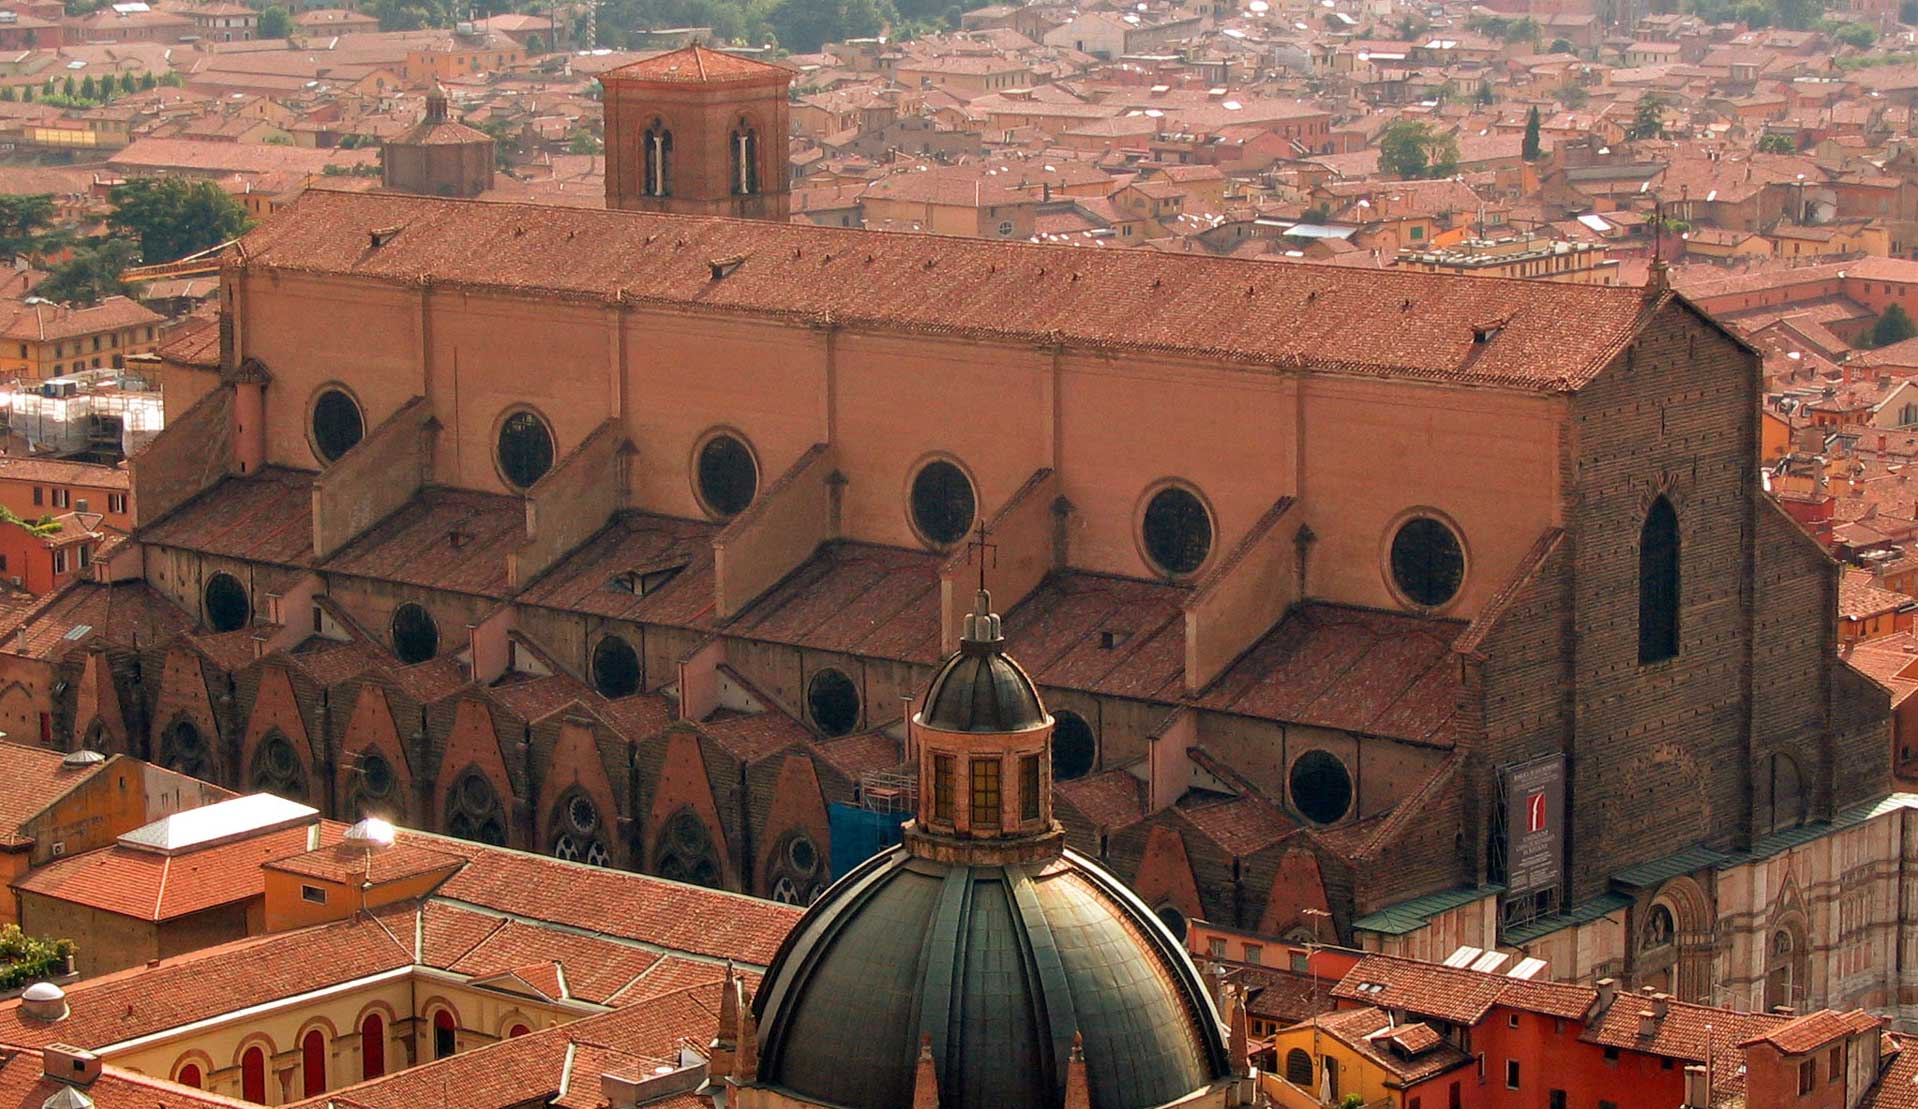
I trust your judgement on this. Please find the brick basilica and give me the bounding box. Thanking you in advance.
[8,44,1916,1021]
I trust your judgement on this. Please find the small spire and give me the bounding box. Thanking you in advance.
[912,1034,941,1109]
[426,81,449,123]
[734,983,758,1081]
[960,587,1003,649]
[1229,988,1251,1078]
[1064,1031,1091,1109]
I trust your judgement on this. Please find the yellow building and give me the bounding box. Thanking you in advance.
[0,296,166,382]
[1397,235,1621,284]
[1265,1007,1472,1109]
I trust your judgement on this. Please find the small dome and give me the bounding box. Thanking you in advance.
[919,645,1047,733]
[59,750,104,769]
[20,983,63,1003]
[752,846,1227,1109]
[344,817,396,848]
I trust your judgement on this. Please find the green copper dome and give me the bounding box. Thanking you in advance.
[750,844,1229,1109]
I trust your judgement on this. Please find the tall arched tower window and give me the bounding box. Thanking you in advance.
[1639,496,1680,664]
[731,119,758,196]
[644,120,672,197]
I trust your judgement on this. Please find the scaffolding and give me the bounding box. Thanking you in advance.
[0,369,164,457]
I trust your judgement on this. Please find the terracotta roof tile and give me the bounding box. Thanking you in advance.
[408,830,800,967]
[1740,1009,1880,1054]
[238,190,1665,394]
[601,44,793,84]
[320,487,523,599]
[0,740,107,845]
[139,468,316,568]
[0,1046,252,1109]
[14,822,340,921]
[0,914,413,1050]
[1056,768,1146,831]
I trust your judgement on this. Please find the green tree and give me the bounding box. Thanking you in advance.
[567,130,602,154]
[1834,20,1874,45]
[0,194,54,258]
[139,72,157,90]
[1549,36,1574,53]
[107,178,250,264]
[1522,105,1542,161]
[119,72,135,94]
[34,237,137,306]
[1758,131,1796,153]
[259,5,291,37]
[78,75,96,100]
[525,31,545,52]
[769,0,886,52]
[1379,120,1459,179]
[1903,0,1917,22]
[60,75,74,98]
[0,86,14,102]
[1628,94,1667,140]
[0,924,76,991]
[39,78,53,96]
[1300,203,1331,224]
[1875,303,1917,347]
[1476,80,1494,105]
[19,84,31,102]
[1777,0,1821,29]
[1555,83,1589,108]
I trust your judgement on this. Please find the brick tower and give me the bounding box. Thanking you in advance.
[599,44,793,220]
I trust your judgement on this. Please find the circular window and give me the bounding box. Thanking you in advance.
[1141,485,1212,576]
[591,635,641,699]
[1052,710,1096,781]
[391,603,439,664]
[1155,904,1189,940]
[311,387,364,463]
[695,433,758,518]
[909,458,976,547]
[787,833,818,874]
[1290,749,1352,825]
[566,794,598,835]
[162,719,208,778]
[807,667,861,737]
[358,750,394,798]
[252,732,305,797]
[496,410,555,490]
[203,572,249,632]
[1389,515,1466,609]
[449,770,505,845]
[997,220,1014,236]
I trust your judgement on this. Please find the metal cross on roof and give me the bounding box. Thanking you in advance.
[967,520,997,595]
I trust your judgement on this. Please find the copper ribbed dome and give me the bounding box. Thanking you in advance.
[749,845,1229,1109]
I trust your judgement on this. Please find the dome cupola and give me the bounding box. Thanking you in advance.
[736,586,1235,1109]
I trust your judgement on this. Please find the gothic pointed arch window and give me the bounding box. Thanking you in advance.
[251,731,306,799]
[551,790,610,867]
[447,768,507,846]
[643,118,672,197]
[1639,496,1680,664]
[654,808,722,888]
[161,718,210,778]
[730,117,759,196]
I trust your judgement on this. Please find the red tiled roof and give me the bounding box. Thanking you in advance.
[238,189,1669,394]
[0,457,129,491]
[138,468,316,568]
[1056,769,1147,831]
[1333,954,1597,1025]
[320,486,524,599]
[281,982,722,1109]
[3,581,196,662]
[1200,604,1464,745]
[406,829,800,967]
[263,839,466,886]
[14,822,340,921]
[0,914,413,1050]
[600,44,793,84]
[0,1046,253,1108]
[0,740,107,846]
[1740,1009,1880,1054]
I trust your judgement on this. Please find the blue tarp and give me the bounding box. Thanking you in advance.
[829,803,908,879]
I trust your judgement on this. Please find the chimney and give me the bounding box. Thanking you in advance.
[42,1044,101,1086]
[1637,1008,1659,1038]
[1683,1064,1710,1108]
[1595,977,1618,1013]
[1771,1005,1797,1017]
[1652,993,1671,1018]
